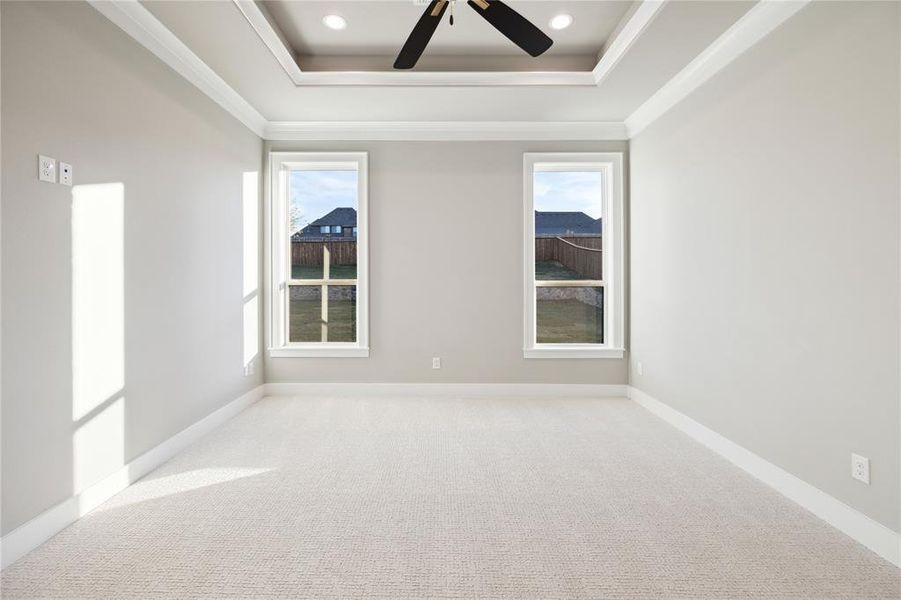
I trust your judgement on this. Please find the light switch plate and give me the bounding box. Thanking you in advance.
[59,162,73,186]
[38,155,56,183]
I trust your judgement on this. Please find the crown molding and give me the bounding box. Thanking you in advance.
[268,71,598,87]
[592,1,666,86]
[233,0,304,82]
[233,0,665,88]
[263,121,629,141]
[625,0,810,138]
[88,0,267,137]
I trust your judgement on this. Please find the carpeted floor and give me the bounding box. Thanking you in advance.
[2,396,899,599]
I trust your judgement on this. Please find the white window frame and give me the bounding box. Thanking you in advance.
[268,152,369,358]
[523,152,624,359]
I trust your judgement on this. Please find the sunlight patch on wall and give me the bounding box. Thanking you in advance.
[243,172,259,298]
[243,172,260,367]
[243,295,259,367]
[73,396,125,494]
[72,183,125,421]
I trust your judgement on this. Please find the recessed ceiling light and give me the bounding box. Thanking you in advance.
[549,14,573,30]
[322,14,347,30]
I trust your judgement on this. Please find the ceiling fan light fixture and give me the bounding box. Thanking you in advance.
[322,14,347,30]
[549,13,573,30]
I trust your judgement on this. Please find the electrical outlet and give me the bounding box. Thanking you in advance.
[243,362,255,377]
[432,357,441,369]
[851,453,870,484]
[59,162,73,186]
[637,361,643,376]
[38,155,56,183]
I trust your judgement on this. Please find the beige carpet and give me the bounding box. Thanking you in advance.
[2,396,899,599]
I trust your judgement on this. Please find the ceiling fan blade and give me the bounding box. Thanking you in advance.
[394,0,449,70]
[466,0,553,57]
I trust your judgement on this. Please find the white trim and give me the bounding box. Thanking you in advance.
[293,71,596,87]
[0,385,266,570]
[283,71,595,88]
[232,0,662,88]
[265,382,628,399]
[522,153,625,359]
[625,0,810,137]
[87,0,266,137]
[629,386,901,569]
[524,347,624,359]
[269,346,369,358]
[268,152,370,358]
[232,0,304,82]
[264,121,629,142]
[592,1,667,85]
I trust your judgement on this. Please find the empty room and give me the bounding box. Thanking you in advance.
[1,0,899,597]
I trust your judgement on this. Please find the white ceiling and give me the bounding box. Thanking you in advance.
[261,0,634,71]
[140,0,756,123]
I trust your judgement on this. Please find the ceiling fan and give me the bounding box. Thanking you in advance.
[394,0,554,70]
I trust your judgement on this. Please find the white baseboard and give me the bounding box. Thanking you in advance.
[0,385,265,570]
[264,382,629,399]
[628,386,901,569]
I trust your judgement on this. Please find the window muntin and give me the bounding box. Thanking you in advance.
[523,154,623,358]
[270,153,368,357]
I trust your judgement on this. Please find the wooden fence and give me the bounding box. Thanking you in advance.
[292,240,357,266]
[292,236,600,276]
[536,235,602,280]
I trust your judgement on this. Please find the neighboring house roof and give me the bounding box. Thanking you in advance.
[535,211,601,236]
[291,208,598,240]
[310,207,357,228]
[293,207,357,240]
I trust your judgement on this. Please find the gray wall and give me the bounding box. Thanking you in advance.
[1,1,263,534]
[630,1,900,531]
[265,141,629,384]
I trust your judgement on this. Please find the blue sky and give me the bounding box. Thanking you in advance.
[534,171,604,219]
[289,170,358,233]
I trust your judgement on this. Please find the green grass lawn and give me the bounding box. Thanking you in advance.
[289,298,356,343]
[288,261,599,345]
[536,297,603,344]
[290,295,595,344]
[535,262,603,343]
[535,261,585,281]
[292,264,358,280]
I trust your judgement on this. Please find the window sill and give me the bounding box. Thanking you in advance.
[523,346,624,359]
[269,346,370,358]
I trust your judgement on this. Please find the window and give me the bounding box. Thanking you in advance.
[523,153,623,358]
[352,227,358,237]
[269,152,368,357]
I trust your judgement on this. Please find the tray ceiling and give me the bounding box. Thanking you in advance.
[260,0,635,72]
[136,0,758,123]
